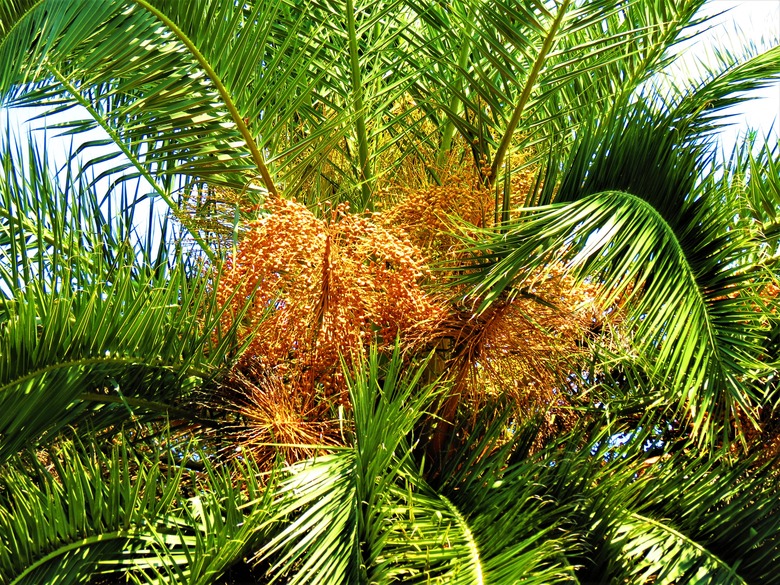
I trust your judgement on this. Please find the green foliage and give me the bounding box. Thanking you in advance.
[257,347,576,584]
[0,437,273,585]
[461,97,778,446]
[0,138,252,463]
[0,0,779,582]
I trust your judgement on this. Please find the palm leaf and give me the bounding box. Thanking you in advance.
[0,137,256,463]
[259,347,577,584]
[0,437,272,584]
[255,345,441,584]
[461,92,776,444]
[406,0,710,191]
[491,419,780,583]
[598,448,780,583]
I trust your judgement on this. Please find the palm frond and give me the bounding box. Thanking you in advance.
[0,436,273,585]
[478,418,780,584]
[406,0,710,191]
[255,345,441,583]
[258,346,577,584]
[0,137,255,463]
[0,0,330,204]
[597,447,780,583]
[461,96,774,445]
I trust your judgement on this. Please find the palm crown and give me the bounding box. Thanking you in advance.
[1,0,779,583]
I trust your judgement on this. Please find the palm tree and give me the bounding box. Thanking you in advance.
[1,0,779,582]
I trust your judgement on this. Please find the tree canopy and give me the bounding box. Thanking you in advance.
[1,0,779,583]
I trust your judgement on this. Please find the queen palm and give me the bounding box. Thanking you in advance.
[1,0,779,583]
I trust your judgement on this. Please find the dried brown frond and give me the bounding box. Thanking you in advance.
[214,359,341,468]
[434,264,604,450]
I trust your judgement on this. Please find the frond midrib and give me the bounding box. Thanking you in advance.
[0,354,203,396]
[438,492,484,585]
[598,189,727,384]
[44,62,218,261]
[625,511,748,584]
[130,0,277,195]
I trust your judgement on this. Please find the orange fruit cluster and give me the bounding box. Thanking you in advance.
[216,197,446,399]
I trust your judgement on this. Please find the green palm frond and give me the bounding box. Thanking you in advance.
[669,44,780,138]
[0,437,272,584]
[406,0,709,186]
[0,137,255,463]
[257,453,359,584]
[596,446,780,583]
[0,0,333,213]
[0,0,445,214]
[468,191,769,443]
[737,140,780,253]
[377,477,576,585]
[258,346,576,584]
[487,420,780,584]
[255,345,440,584]
[461,94,775,444]
[127,458,273,585]
[1,2,246,219]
